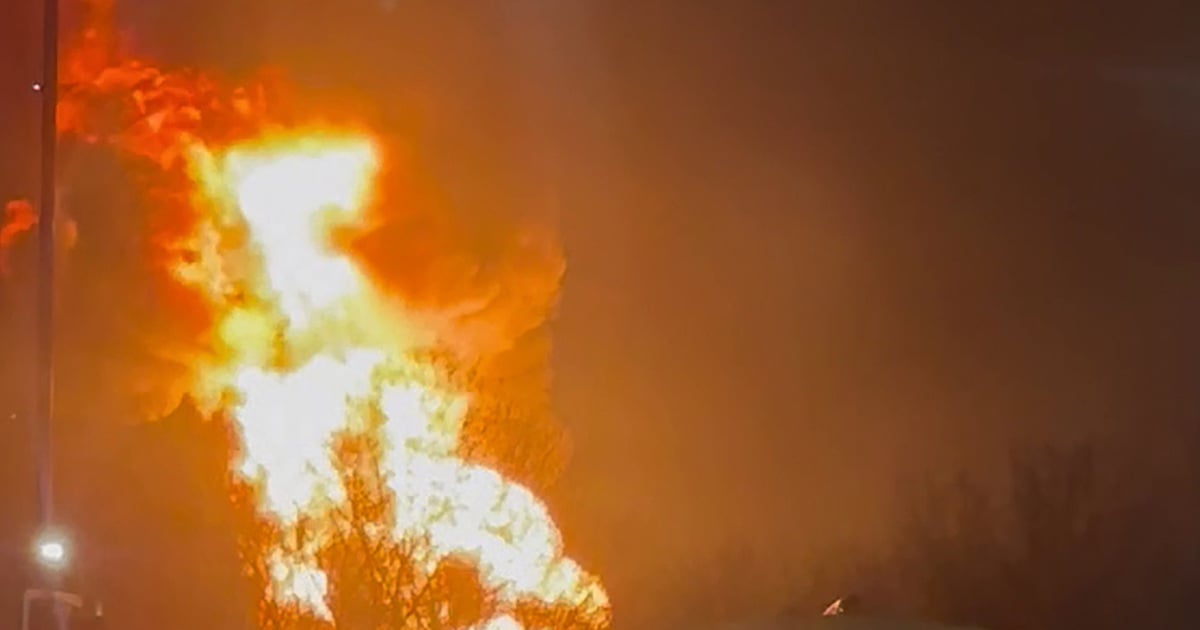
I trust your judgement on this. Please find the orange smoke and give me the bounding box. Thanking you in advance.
[24,1,609,627]
[0,201,36,275]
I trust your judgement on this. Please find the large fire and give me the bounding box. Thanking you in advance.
[3,1,609,627]
[185,129,607,628]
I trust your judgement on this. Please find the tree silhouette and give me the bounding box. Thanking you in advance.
[236,414,606,630]
[887,441,1200,630]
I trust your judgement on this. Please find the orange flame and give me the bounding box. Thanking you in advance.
[19,2,610,627]
[182,130,607,625]
[0,201,36,275]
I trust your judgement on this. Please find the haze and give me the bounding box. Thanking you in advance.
[2,2,1198,629]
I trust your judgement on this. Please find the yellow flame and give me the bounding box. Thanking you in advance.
[183,130,608,626]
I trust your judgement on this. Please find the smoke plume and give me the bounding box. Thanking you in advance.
[7,0,572,491]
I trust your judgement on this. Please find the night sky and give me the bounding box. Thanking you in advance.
[2,2,1199,628]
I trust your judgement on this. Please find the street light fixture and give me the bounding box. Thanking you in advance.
[36,537,67,570]
[33,530,69,572]
[23,530,104,629]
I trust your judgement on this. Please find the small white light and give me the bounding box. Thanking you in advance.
[39,541,64,562]
[34,532,68,570]
[32,82,42,92]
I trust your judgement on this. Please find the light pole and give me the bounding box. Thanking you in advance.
[34,530,69,571]
[35,0,59,534]
[26,3,104,628]
[23,528,77,630]
[22,529,104,630]
[31,1,63,626]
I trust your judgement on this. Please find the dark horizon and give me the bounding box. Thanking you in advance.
[2,2,1199,629]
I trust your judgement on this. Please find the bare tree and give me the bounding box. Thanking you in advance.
[236,422,606,630]
[887,441,1200,630]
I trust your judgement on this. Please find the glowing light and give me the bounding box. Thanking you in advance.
[34,532,68,570]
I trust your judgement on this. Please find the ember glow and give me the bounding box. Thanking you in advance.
[4,1,609,627]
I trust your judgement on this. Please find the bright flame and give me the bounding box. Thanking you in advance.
[224,141,375,327]
[184,132,608,625]
[4,2,608,625]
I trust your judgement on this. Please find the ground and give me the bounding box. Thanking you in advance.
[705,617,984,630]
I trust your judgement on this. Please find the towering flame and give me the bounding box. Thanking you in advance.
[3,2,609,627]
[185,130,607,627]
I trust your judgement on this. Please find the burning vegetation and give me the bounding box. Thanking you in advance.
[4,1,609,628]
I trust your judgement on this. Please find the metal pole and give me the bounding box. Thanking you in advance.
[21,589,31,630]
[36,0,59,529]
[21,589,84,630]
